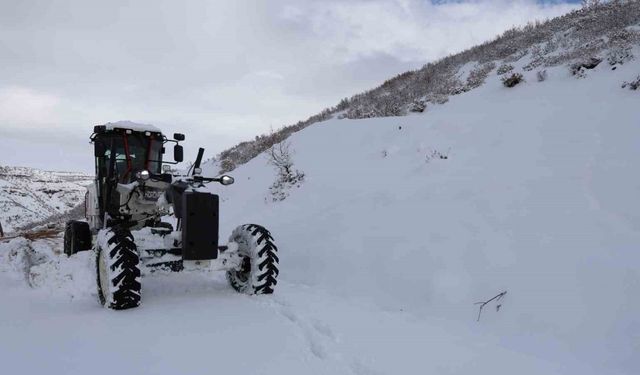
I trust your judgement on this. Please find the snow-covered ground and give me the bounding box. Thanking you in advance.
[0,166,92,233]
[1,48,639,374]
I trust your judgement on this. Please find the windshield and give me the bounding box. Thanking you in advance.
[100,132,163,183]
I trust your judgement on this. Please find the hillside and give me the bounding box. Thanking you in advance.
[1,25,639,375]
[213,0,640,173]
[0,166,93,234]
[201,48,640,373]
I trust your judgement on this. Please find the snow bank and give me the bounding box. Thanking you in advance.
[0,237,94,298]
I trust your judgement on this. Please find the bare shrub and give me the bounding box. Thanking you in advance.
[497,64,514,75]
[409,99,426,113]
[537,70,548,82]
[502,73,524,87]
[570,57,602,78]
[607,46,634,68]
[504,49,528,63]
[542,39,559,55]
[622,76,640,91]
[426,149,450,163]
[220,159,236,173]
[266,140,305,202]
[466,62,496,89]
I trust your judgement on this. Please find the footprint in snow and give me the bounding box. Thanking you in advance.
[312,319,338,342]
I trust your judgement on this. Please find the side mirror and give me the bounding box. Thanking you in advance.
[174,133,185,141]
[174,144,184,162]
[94,142,105,157]
[220,175,234,185]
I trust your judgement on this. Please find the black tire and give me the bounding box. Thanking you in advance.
[63,221,92,256]
[96,227,141,310]
[227,224,279,294]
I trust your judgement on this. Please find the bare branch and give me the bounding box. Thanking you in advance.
[475,291,507,322]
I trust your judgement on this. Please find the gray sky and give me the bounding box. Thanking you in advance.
[0,0,578,173]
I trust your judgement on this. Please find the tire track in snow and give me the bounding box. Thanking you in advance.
[273,297,335,360]
[266,295,382,375]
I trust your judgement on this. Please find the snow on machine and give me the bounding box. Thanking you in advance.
[63,122,279,310]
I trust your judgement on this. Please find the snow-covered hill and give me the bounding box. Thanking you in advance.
[214,0,640,174]
[205,52,640,374]
[0,166,93,233]
[2,6,640,375]
[1,42,638,374]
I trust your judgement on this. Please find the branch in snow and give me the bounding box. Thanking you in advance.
[475,291,507,322]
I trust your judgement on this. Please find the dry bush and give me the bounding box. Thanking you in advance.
[409,99,427,113]
[266,140,305,202]
[502,73,524,87]
[607,46,634,68]
[622,76,640,91]
[497,64,514,75]
[466,62,496,90]
[426,149,450,163]
[570,57,602,78]
[537,70,548,82]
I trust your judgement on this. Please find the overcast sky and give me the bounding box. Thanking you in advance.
[0,0,579,173]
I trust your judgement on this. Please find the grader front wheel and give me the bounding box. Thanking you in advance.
[226,224,279,295]
[96,227,142,310]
